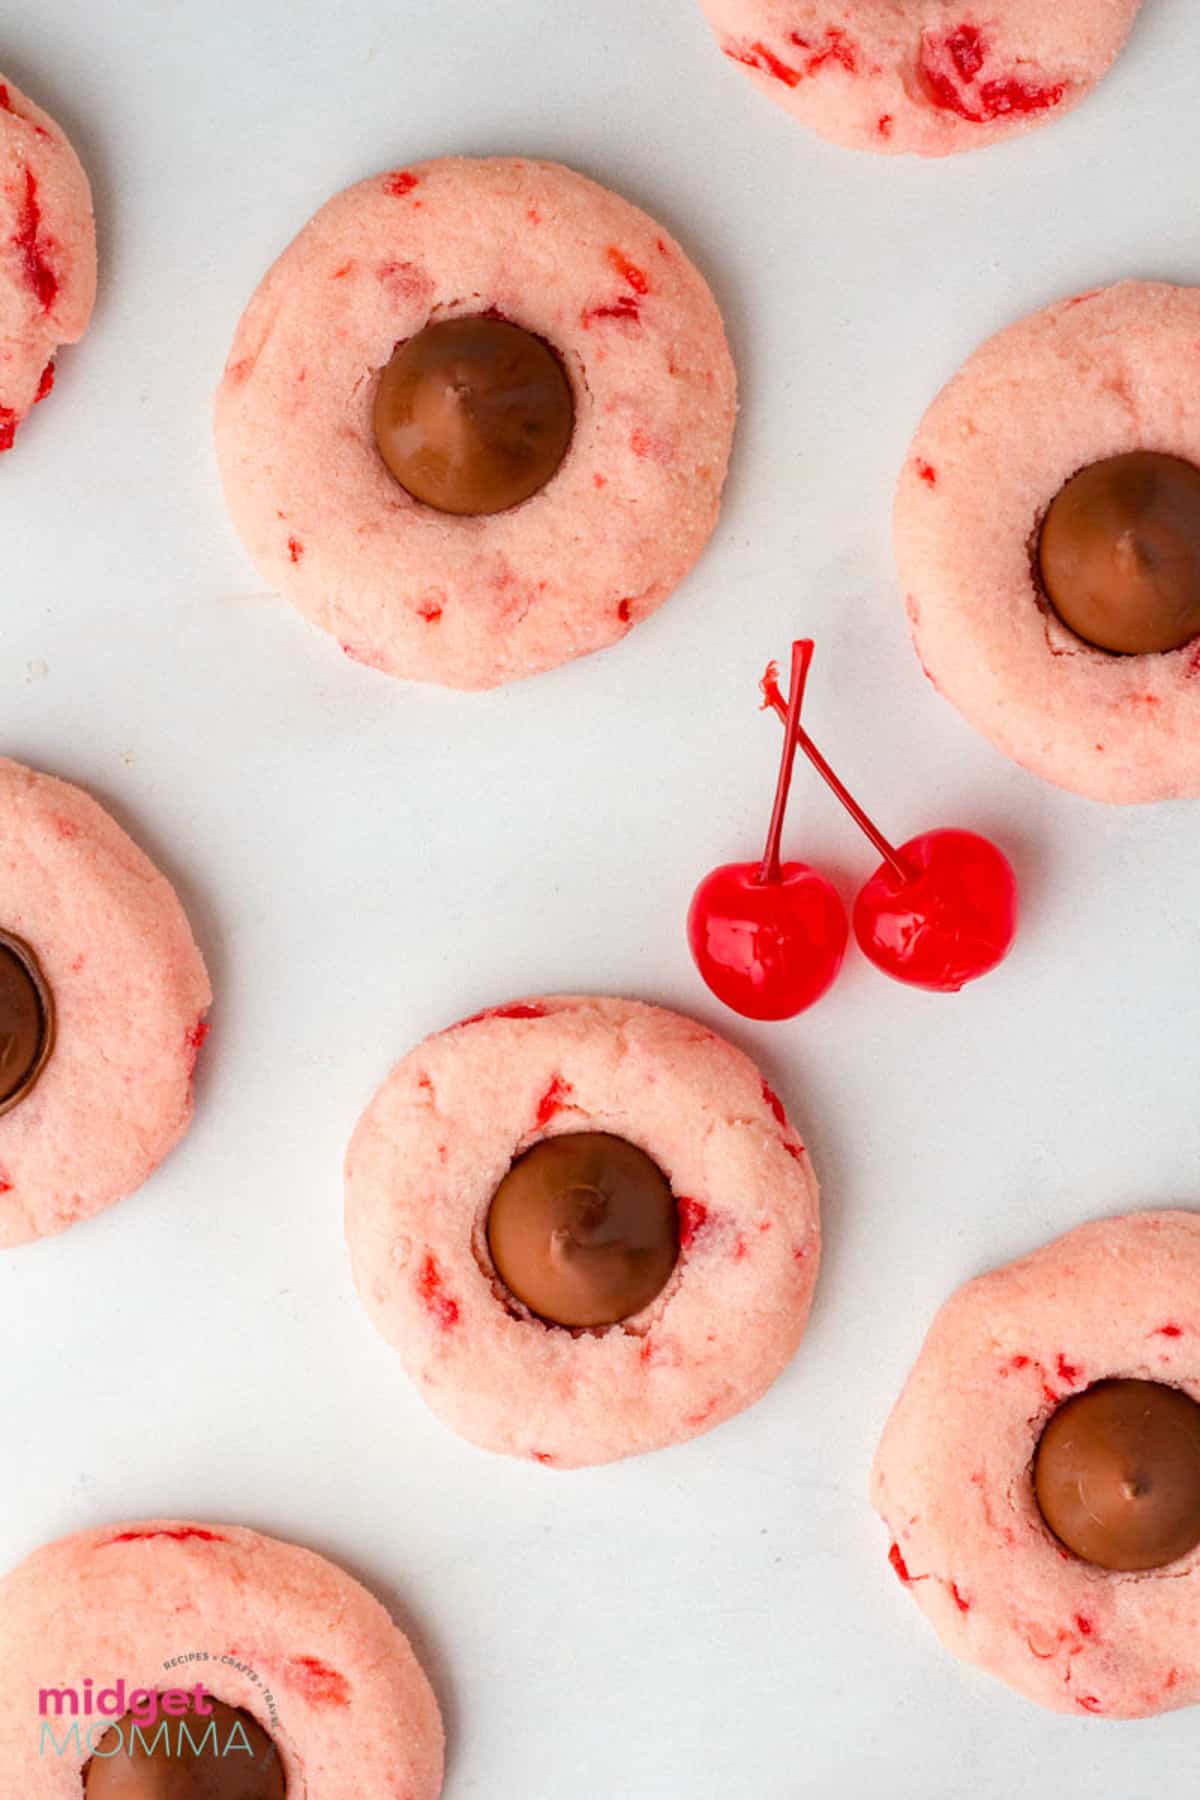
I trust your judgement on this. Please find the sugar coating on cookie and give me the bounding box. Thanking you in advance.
[0,76,96,452]
[894,283,1200,804]
[346,996,820,1467]
[697,2,1143,156]
[0,1520,444,1794]
[214,157,737,691]
[0,759,210,1246]
[872,1212,1200,1719]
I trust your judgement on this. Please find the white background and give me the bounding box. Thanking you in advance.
[4,2,1200,1795]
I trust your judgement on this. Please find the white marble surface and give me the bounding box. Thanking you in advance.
[3,1,1199,1794]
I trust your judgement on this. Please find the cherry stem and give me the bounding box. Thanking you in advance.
[761,642,912,885]
[757,640,813,885]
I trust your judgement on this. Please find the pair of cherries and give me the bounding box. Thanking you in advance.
[688,641,1019,1020]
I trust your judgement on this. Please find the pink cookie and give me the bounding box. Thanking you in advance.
[0,1520,444,1795]
[345,996,820,1468]
[0,75,96,453]
[0,758,210,1246]
[214,157,737,691]
[872,1211,1200,1719]
[895,282,1200,804]
[697,2,1143,156]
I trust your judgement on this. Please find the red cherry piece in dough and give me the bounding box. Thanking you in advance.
[854,828,1018,992]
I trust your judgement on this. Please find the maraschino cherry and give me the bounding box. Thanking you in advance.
[688,641,849,1020]
[759,643,1019,993]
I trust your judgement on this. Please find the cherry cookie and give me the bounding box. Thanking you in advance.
[896,282,1200,803]
[0,1520,444,1796]
[215,157,737,690]
[345,996,820,1467]
[696,2,1143,156]
[0,758,210,1246]
[872,1212,1200,1719]
[0,74,96,453]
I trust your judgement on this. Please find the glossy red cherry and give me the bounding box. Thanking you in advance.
[688,861,849,1020]
[854,830,1019,992]
[688,641,849,1020]
[760,643,1019,995]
